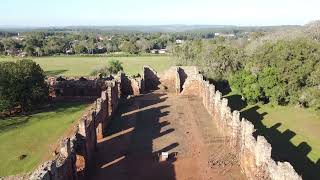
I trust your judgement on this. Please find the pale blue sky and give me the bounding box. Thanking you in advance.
[1,0,319,26]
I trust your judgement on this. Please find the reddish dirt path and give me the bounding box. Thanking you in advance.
[87,91,246,180]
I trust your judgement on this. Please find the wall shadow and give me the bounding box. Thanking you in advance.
[241,105,320,180]
[224,91,320,179]
[144,68,160,92]
[88,92,177,180]
[206,78,231,96]
[224,94,247,111]
[178,68,188,92]
[45,69,68,76]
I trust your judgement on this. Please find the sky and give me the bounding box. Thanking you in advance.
[1,0,319,27]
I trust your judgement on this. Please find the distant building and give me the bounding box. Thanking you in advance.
[65,49,73,54]
[158,49,167,54]
[176,39,184,44]
[150,49,158,54]
[150,49,167,54]
[214,33,235,38]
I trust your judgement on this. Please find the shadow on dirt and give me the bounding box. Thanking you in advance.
[88,92,178,180]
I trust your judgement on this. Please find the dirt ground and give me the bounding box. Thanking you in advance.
[87,90,246,180]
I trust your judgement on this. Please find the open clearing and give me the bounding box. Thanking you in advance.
[0,102,89,176]
[88,90,245,180]
[0,56,174,76]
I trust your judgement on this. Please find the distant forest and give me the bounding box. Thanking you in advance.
[0,25,301,57]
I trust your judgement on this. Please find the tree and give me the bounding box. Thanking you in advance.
[305,20,320,41]
[258,67,286,104]
[120,41,138,54]
[86,37,96,54]
[0,42,4,54]
[230,70,262,104]
[136,39,152,52]
[24,45,35,56]
[74,43,87,54]
[43,37,66,55]
[2,38,18,55]
[0,59,48,112]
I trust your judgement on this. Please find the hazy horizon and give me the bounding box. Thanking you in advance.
[1,0,319,27]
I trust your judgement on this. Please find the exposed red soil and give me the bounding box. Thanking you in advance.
[87,90,246,180]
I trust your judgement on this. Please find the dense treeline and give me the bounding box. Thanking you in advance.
[0,30,224,57]
[172,21,320,110]
[0,25,296,57]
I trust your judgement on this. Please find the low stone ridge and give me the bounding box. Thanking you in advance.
[3,66,302,180]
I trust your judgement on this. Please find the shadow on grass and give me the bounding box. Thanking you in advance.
[237,102,320,179]
[213,81,320,179]
[206,78,231,96]
[45,69,68,76]
[0,102,90,134]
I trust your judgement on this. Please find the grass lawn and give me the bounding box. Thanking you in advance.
[225,92,320,178]
[247,105,320,162]
[225,93,320,163]
[0,56,175,77]
[0,102,89,176]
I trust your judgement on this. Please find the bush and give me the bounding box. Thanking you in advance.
[90,66,110,77]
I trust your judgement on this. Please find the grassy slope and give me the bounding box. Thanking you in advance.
[0,103,88,176]
[0,56,175,76]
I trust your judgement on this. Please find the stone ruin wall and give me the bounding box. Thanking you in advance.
[143,65,182,94]
[4,66,303,180]
[27,79,120,180]
[47,77,104,101]
[119,73,144,96]
[20,72,146,180]
[176,66,302,180]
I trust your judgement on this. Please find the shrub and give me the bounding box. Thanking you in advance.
[90,59,123,77]
[299,87,320,110]
[107,59,123,74]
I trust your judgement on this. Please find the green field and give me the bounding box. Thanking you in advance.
[254,105,320,162]
[0,103,89,176]
[0,56,175,77]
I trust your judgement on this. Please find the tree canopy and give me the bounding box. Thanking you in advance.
[0,59,48,112]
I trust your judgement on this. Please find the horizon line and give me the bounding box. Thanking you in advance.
[0,24,303,29]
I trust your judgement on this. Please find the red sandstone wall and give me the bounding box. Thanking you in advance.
[119,73,144,97]
[179,67,302,180]
[28,79,120,180]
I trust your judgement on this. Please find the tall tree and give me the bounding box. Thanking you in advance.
[0,59,48,112]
